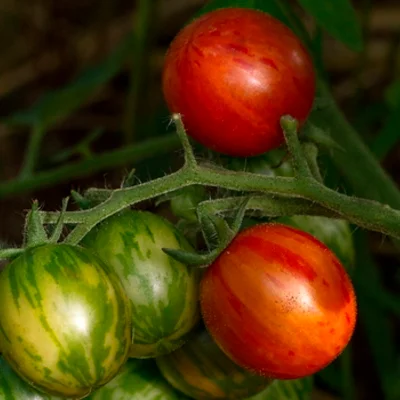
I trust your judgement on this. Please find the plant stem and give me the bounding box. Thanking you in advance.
[281,116,312,178]
[63,169,193,244]
[19,124,45,178]
[197,195,336,219]
[40,163,400,245]
[173,113,198,169]
[0,134,180,198]
[123,0,155,144]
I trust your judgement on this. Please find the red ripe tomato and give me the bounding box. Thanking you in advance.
[200,223,357,379]
[162,7,316,157]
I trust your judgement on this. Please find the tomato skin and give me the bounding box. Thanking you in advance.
[0,356,60,399]
[162,7,315,157]
[88,359,188,399]
[82,210,201,358]
[156,328,270,400]
[200,223,357,379]
[0,243,132,398]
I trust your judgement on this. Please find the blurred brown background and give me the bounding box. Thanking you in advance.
[0,1,399,399]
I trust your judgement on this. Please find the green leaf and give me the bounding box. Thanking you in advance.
[296,0,363,51]
[4,33,134,130]
[194,0,292,28]
[370,80,400,160]
[248,377,313,399]
[370,107,400,160]
[23,200,48,248]
[353,232,400,399]
[385,80,400,108]
[302,123,343,152]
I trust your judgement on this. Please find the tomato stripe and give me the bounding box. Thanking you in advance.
[89,359,184,399]
[82,210,200,358]
[156,329,269,399]
[0,244,131,397]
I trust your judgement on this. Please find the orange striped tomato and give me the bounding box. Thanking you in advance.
[200,223,357,380]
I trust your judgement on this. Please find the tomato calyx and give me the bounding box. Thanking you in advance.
[163,197,250,267]
[0,197,72,262]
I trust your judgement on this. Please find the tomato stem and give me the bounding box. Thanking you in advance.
[172,113,198,170]
[280,116,313,180]
[34,159,400,247]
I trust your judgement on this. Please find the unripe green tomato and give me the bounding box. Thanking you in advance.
[82,210,201,358]
[224,149,294,178]
[0,357,61,399]
[170,186,207,222]
[88,359,189,399]
[156,328,270,399]
[0,244,132,398]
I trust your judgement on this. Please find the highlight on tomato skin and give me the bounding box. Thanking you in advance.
[162,7,316,157]
[199,223,357,380]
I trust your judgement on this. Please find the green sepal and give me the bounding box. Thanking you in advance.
[84,188,113,205]
[301,142,323,183]
[49,197,69,243]
[199,213,231,251]
[23,200,48,248]
[0,248,24,261]
[121,168,138,188]
[71,190,92,210]
[162,247,219,267]
[229,196,250,235]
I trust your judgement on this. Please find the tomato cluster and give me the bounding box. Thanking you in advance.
[0,7,357,400]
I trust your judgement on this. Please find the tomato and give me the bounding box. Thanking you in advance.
[156,327,270,400]
[0,243,132,398]
[170,186,207,223]
[0,356,60,399]
[162,7,316,157]
[82,210,201,358]
[88,359,188,399]
[277,215,355,271]
[200,223,357,379]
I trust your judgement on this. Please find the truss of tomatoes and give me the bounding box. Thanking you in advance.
[0,6,357,400]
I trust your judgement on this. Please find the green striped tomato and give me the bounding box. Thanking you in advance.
[0,244,132,398]
[0,357,61,399]
[88,359,188,399]
[156,328,270,399]
[82,210,201,358]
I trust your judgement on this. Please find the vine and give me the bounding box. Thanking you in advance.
[13,114,399,253]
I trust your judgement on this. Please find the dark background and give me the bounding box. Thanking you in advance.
[0,1,399,399]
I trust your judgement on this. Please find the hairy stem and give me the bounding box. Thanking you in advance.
[40,163,400,245]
